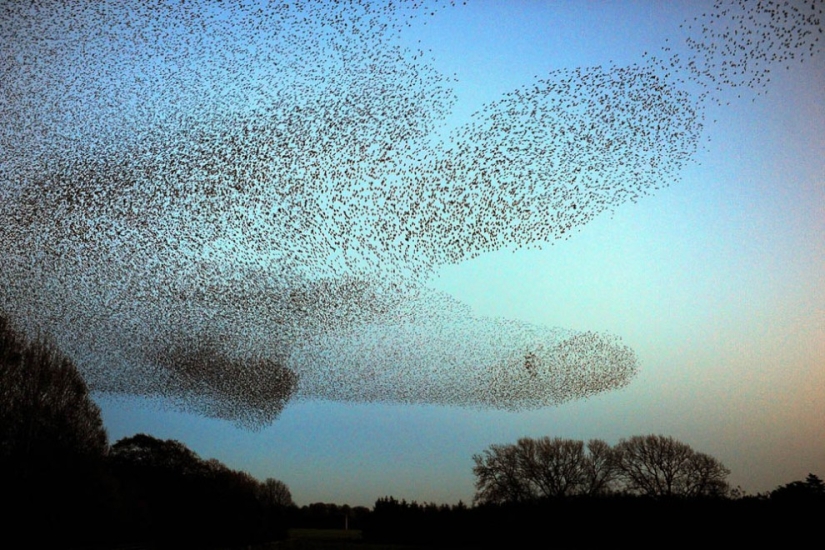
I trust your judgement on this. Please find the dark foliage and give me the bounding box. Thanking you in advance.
[364,490,825,548]
[260,477,296,508]
[0,315,108,467]
[771,473,825,503]
[364,461,824,549]
[365,496,721,547]
[364,497,473,547]
[0,313,115,545]
[109,433,290,547]
[0,316,292,547]
[291,502,370,531]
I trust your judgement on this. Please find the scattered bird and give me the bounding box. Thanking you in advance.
[0,0,820,427]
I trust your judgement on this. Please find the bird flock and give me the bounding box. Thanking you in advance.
[0,0,821,427]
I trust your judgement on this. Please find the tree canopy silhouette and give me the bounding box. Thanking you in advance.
[472,434,730,503]
[614,434,730,498]
[109,433,291,545]
[260,477,296,508]
[0,313,111,543]
[0,314,108,473]
[771,473,825,503]
[472,436,618,503]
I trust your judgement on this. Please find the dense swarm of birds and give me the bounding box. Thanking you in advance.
[0,1,821,427]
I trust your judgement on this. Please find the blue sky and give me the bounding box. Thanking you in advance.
[3,1,822,506]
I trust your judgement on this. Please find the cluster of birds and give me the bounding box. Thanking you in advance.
[664,0,823,103]
[0,0,820,427]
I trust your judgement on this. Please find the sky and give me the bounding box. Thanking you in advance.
[2,1,823,507]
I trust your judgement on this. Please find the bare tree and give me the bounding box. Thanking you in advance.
[583,439,619,495]
[473,436,620,503]
[472,443,533,504]
[614,435,729,497]
[683,451,731,497]
[523,437,587,497]
[473,434,728,502]
[259,477,295,508]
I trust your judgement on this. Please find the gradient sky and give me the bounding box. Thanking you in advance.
[75,0,825,506]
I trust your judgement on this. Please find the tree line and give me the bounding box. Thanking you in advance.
[0,314,293,547]
[472,434,729,502]
[363,437,822,547]
[366,471,825,548]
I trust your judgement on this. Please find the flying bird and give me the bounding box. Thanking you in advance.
[0,0,820,427]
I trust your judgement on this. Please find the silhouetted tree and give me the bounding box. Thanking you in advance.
[109,433,289,546]
[255,476,295,539]
[472,441,533,504]
[110,433,206,475]
[0,313,111,543]
[771,473,825,503]
[807,473,825,495]
[0,316,108,471]
[519,437,588,497]
[472,436,619,503]
[583,438,620,495]
[259,477,295,508]
[614,434,729,497]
